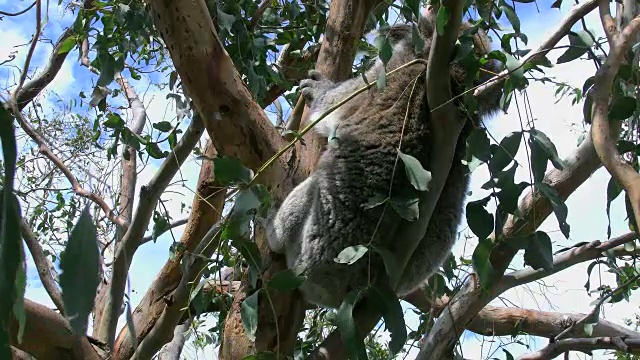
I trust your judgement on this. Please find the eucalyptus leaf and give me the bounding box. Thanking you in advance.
[59,205,101,335]
[241,290,260,341]
[335,245,368,265]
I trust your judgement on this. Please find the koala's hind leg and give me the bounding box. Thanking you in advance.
[265,176,317,260]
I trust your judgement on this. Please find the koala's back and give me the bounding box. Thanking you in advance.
[292,62,468,307]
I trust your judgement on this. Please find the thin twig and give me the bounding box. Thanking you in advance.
[0,1,36,17]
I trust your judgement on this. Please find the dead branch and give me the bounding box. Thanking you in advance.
[19,219,64,314]
[96,115,204,348]
[519,337,640,360]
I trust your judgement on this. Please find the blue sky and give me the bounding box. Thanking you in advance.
[1,0,637,359]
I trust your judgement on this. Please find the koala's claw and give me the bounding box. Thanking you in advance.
[300,70,332,104]
[307,69,323,81]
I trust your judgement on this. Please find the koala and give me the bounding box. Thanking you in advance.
[266,14,503,309]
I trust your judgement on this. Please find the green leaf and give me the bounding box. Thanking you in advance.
[334,245,368,265]
[369,283,407,355]
[522,231,554,272]
[103,113,125,129]
[536,182,570,238]
[337,288,368,360]
[376,67,387,90]
[557,31,594,64]
[500,4,520,33]
[59,205,100,335]
[472,237,498,290]
[489,131,522,173]
[608,96,637,121]
[233,187,263,216]
[371,245,401,285]
[529,129,565,170]
[58,35,77,54]
[466,128,491,163]
[146,142,168,159]
[241,290,260,341]
[436,6,450,35]
[213,156,254,185]
[411,24,425,52]
[466,198,494,240]
[376,36,393,65]
[389,194,420,221]
[398,150,431,191]
[153,121,173,132]
[266,269,306,292]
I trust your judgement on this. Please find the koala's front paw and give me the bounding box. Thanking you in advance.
[300,70,334,105]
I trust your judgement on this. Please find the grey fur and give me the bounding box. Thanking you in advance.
[266,16,503,309]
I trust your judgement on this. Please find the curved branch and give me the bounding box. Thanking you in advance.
[590,12,640,234]
[0,1,36,17]
[419,1,608,354]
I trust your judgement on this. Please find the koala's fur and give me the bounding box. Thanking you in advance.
[266,15,503,309]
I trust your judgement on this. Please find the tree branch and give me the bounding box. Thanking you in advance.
[519,337,640,360]
[111,141,223,360]
[14,0,94,110]
[11,299,102,360]
[0,1,36,17]
[473,0,599,99]
[140,218,189,245]
[157,321,190,360]
[590,9,640,237]
[19,218,64,315]
[96,115,205,347]
[419,1,607,354]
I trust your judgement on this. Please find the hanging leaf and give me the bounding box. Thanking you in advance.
[266,269,307,292]
[522,231,554,272]
[489,131,522,173]
[557,31,594,64]
[335,245,368,265]
[536,182,571,238]
[472,237,498,290]
[369,283,407,355]
[608,96,636,121]
[213,156,254,185]
[466,198,494,240]
[59,205,101,335]
[398,150,431,191]
[241,290,260,341]
[529,129,565,170]
[337,288,368,360]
